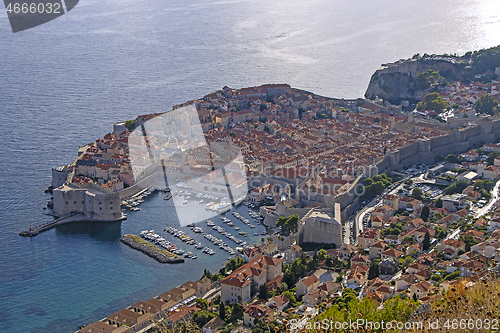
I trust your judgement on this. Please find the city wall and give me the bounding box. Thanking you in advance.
[377,118,500,174]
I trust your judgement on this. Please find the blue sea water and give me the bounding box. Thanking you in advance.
[1,0,500,332]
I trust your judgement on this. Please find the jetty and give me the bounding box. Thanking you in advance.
[120,234,184,263]
[19,212,126,237]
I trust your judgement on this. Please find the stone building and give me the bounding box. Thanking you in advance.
[52,183,122,221]
[298,204,342,248]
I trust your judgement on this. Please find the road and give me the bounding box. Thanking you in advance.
[474,179,500,218]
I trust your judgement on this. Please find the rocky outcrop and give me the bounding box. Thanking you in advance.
[365,58,461,102]
[364,71,416,102]
[121,234,184,263]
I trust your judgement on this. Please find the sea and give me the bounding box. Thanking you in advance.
[1,0,500,332]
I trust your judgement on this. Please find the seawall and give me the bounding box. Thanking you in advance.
[120,234,184,264]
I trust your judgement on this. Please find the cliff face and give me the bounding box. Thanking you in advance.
[364,71,416,102]
[364,59,461,102]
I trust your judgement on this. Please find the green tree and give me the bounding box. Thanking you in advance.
[276,214,300,234]
[474,179,495,191]
[459,234,480,252]
[435,212,444,220]
[434,227,447,240]
[445,180,469,195]
[475,94,498,115]
[445,154,459,163]
[421,205,430,221]
[258,284,270,300]
[219,300,225,321]
[423,231,431,250]
[192,310,215,327]
[283,291,296,307]
[435,198,443,208]
[124,119,135,131]
[374,117,380,123]
[230,303,244,322]
[416,92,448,113]
[368,260,379,280]
[416,69,444,90]
[195,298,208,310]
[487,151,500,165]
[412,188,423,200]
[317,249,328,262]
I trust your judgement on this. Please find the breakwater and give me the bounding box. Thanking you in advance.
[19,212,126,237]
[120,234,184,263]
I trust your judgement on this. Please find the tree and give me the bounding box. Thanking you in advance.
[434,212,443,220]
[280,282,288,292]
[421,205,430,221]
[153,317,200,333]
[435,198,443,208]
[276,214,300,234]
[258,284,270,300]
[434,227,447,240]
[459,234,480,252]
[260,237,265,243]
[416,92,448,113]
[230,303,244,322]
[412,188,423,200]
[445,180,469,195]
[124,119,135,131]
[416,69,444,90]
[374,117,380,123]
[195,298,208,310]
[487,151,500,165]
[445,154,459,163]
[368,261,379,280]
[317,249,328,262]
[474,179,495,191]
[192,310,215,327]
[423,231,431,250]
[475,94,498,115]
[283,291,297,306]
[267,236,273,244]
[219,300,225,321]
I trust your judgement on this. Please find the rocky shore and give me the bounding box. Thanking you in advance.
[120,234,184,263]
